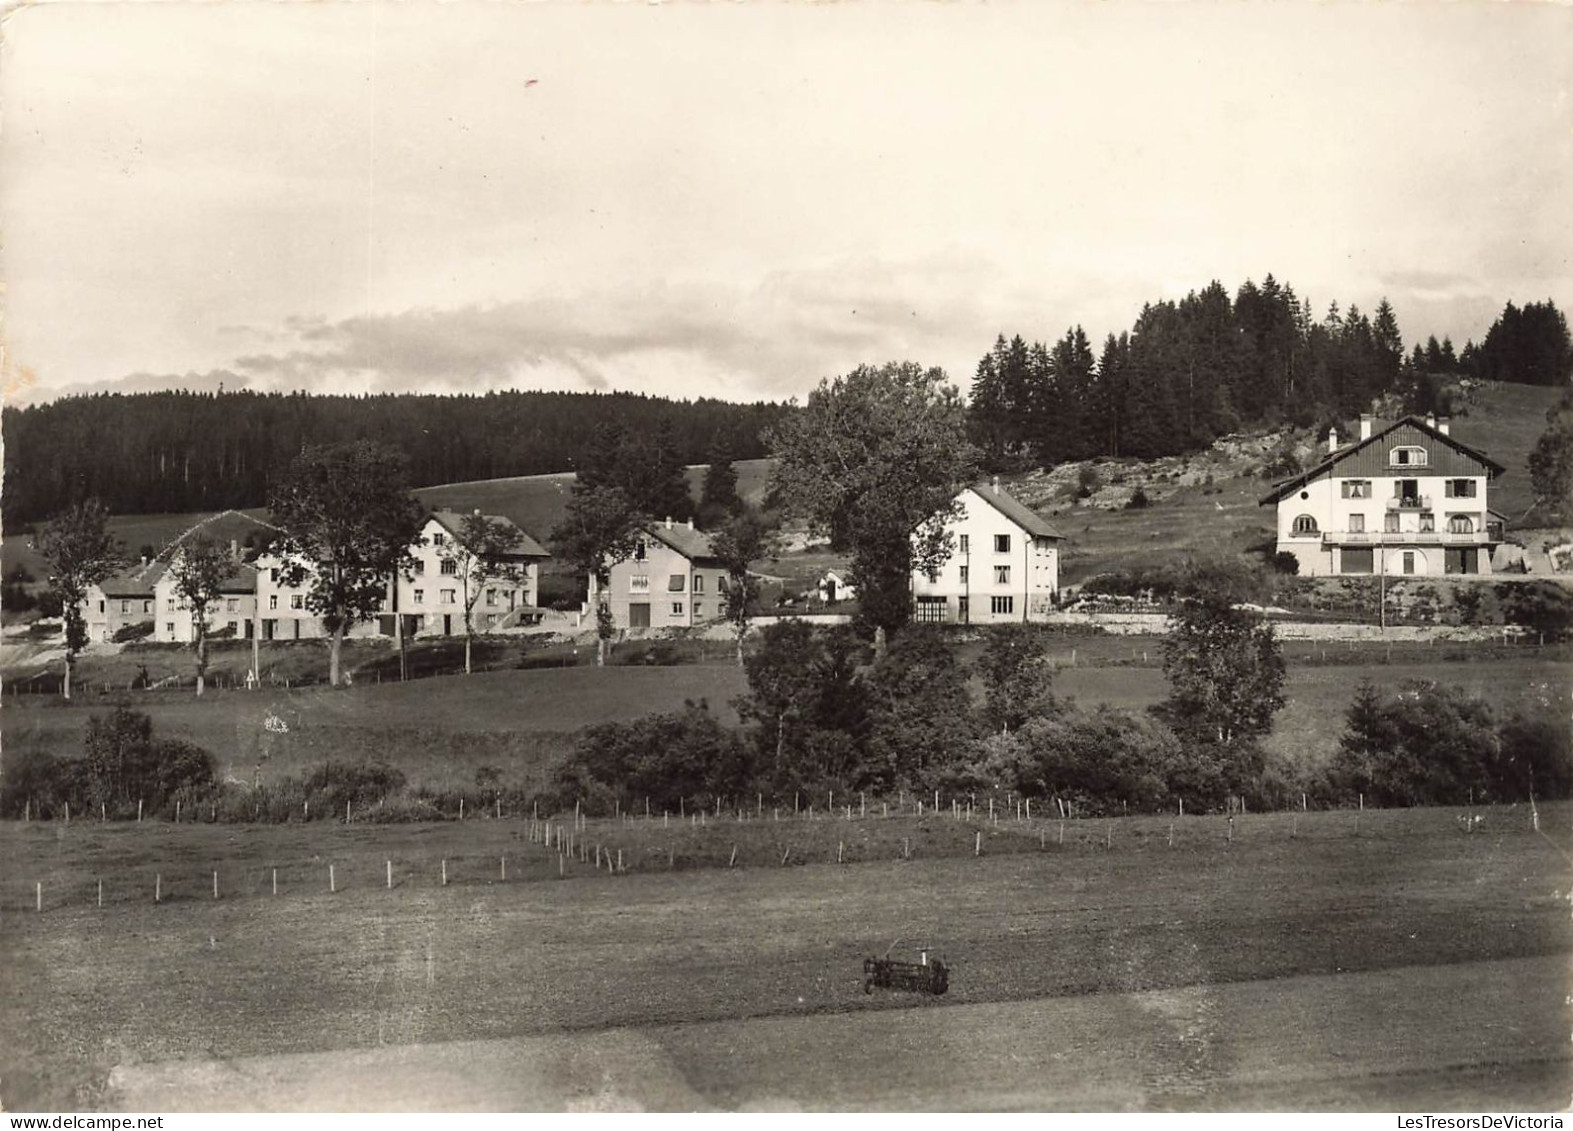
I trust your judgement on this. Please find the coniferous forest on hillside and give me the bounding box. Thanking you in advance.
[1,390,791,525]
[4,285,1567,524]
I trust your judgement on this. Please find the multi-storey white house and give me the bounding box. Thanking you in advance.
[911,480,1064,624]
[391,510,549,638]
[1260,413,1506,577]
[591,518,729,630]
[153,554,259,643]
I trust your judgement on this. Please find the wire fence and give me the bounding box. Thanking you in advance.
[5,798,1566,918]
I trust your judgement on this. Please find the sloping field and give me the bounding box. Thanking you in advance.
[1,665,750,790]
[3,806,1569,1110]
[5,653,1562,790]
[108,954,1573,1112]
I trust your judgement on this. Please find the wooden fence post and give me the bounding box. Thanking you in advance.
[155,874,161,903]
[329,864,335,893]
[213,871,219,900]
[272,868,277,896]
[36,882,42,912]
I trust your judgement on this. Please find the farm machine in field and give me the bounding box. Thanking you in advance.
[862,944,949,996]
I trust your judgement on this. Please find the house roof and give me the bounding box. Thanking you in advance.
[152,509,284,563]
[429,510,550,558]
[644,521,720,563]
[99,560,168,598]
[1258,416,1507,507]
[969,481,1065,539]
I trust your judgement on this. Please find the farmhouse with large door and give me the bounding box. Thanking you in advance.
[591,518,729,630]
[1260,413,1506,577]
[910,479,1064,624]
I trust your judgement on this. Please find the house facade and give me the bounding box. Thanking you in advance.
[1260,414,1506,578]
[152,555,258,643]
[592,519,729,630]
[84,559,167,643]
[910,481,1064,625]
[390,511,549,638]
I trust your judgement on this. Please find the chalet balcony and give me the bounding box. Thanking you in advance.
[1385,495,1432,511]
[1323,530,1488,546]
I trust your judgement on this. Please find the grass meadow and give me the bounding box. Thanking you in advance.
[2,801,1569,1110]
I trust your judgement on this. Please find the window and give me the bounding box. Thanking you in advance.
[1291,515,1319,536]
[634,540,647,562]
[166,622,174,637]
[432,532,446,547]
[914,596,947,623]
[486,589,497,606]
[1447,515,1474,534]
[693,575,705,594]
[994,534,1011,553]
[441,589,457,605]
[958,565,969,583]
[1348,514,1364,534]
[143,600,152,615]
[269,595,279,610]
[1384,512,1401,534]
[441,559,458,575]
[1419,513,1435,533]
[990,596,1014,615]
[270,569,279,584]
[1341,480,1372,499]
[290,594,304,610]
[1390,446,1428,467]
[411,560,425,575]
[959,535,970,554]
[693,603,703,618]
[227,598,238,612]
[228,621,238,634]
[1402,552,1416,575]
[716,575,727,593]
[671,602,685,617]
[98,600,106,613]
[121,600,131,615]
[994,565,1011,585]
[1341,548,1373,574]
[668,574,686,592]
[413,589,425,605]
[1445,479,1477,498]
[630,575,650,593]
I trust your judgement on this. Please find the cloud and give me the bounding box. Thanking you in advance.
[57,253,1035,405]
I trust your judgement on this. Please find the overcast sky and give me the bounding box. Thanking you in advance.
[3,2,1570,408]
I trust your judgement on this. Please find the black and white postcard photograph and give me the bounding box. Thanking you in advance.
[2,0,1571,1116]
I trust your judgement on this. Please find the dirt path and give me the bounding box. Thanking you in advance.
[107,955,1572,1111]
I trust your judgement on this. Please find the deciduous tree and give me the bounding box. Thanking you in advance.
[169,534,234,696]
[440,514,530,675]
[767,361,978,648]
[267,441,425,687]
[551,484,644,666]
[36,499,123,699]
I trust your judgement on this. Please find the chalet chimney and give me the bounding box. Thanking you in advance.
[473,508,481,516]
[1438,417,1451,436]
[687,518,694,531]
[140,554,149,568]
[1359,414,1373,441]
[1425,413,1437,429]
[665,516,673,530]
[991,475,1000,494]
[1327,426,1339,454]
[230,539,239,560]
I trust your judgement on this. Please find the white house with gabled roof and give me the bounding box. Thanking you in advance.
[911,479,1065,624]
[1259,413,1506,577]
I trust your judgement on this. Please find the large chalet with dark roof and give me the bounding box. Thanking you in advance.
[1259,413,1506,577]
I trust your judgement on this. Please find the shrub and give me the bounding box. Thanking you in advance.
[1125,486,1150,510]
[554,700,752,813]
[112,620,155,643]
[1270,551,1299,576]
[0,749,85,818]
[301,760,408,812]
